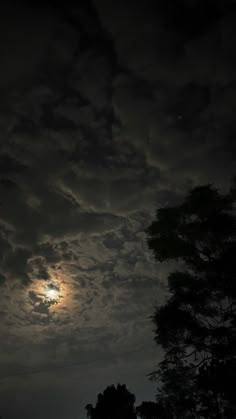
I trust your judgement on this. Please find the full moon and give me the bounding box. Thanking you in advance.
[44,285,60,301]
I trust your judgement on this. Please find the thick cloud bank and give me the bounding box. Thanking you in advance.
[0,1,235,418]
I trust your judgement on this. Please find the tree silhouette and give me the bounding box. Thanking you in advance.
[136,400,171,419]
[147,181,236,418]
[85,384,137,419]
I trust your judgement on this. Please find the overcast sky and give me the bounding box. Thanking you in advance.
[0,1,236,418]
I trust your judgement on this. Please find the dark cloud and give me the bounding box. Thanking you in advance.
[0,1,235,418]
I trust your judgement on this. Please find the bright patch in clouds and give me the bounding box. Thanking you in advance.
[45,286,60,301]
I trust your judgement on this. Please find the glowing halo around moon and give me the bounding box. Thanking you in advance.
[27,266,74,316]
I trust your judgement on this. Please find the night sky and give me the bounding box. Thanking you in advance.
[0,1,236,418]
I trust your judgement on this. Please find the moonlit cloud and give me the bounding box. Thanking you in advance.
[0,1,235,418]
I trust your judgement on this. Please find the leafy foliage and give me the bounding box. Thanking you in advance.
[136,400,171,419]
[85,384,137,419]
[147,182,236,418]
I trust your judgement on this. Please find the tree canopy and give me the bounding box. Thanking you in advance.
[147,182,236,418]
[136,400,171,419]
[85,384,137,419]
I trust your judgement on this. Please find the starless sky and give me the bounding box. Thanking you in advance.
[0,1,235,418]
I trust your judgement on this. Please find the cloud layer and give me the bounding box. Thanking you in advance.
[0,1,235,418]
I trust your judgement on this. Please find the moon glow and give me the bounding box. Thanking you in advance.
[44,284,60,302]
